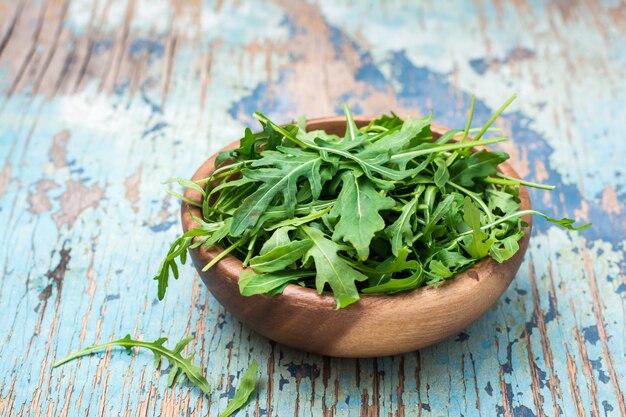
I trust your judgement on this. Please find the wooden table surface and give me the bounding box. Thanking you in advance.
[0,1,624,416]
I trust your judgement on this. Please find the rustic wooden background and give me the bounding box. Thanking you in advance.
[0,0,624,416]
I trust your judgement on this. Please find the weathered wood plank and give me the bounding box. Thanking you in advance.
[0,0,624,416]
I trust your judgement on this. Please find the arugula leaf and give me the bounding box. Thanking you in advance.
[301,226,368,308]
[487,188,520,214]
[231,151,323,235]
[367,112,403,129]
[433,158,450,188]
[219,360,259,417]
[538,214,591,231]
[427,259,454,283]
[342,103,361,142]
[362,262,424,294]
[239,270,313,296]
[52,334,211,394]
[259,226,294,255]
[385,193,420,257]
[330,171,395,260]
[490,232,523,263]
[461,197,494,259]
[449,150,509,187]
[249,240,312,273]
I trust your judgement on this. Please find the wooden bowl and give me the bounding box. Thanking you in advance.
[182,117,532,358]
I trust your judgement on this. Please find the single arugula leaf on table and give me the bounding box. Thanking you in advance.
[53,334,211,394]
[219,360,259,417]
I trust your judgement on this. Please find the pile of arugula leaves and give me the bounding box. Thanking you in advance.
[156,96,590,309]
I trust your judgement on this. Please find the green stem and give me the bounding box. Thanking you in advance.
[461,95,475,143]
[495,173,555,190]
[54,340,153,368]
[202,239,245,271]
[389,136,507,162]
[253,112,311,149]
[242,235,258,267]
[448,181,494,223]
[196,161,248,184]
[473,94,516,142]
[166,190,202,207]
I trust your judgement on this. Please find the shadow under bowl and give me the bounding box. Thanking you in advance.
[182,116,532,358]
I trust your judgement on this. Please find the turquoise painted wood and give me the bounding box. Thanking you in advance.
[0,1,624,416]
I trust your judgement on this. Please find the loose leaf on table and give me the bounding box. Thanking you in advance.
[219,360,259,417]
[249,240,312,273]
[449,150,509,187]
[330,171,395,260]
[52,334,211,394]
[300,225,368,308]
[461,196,494,259]
[239,270,314,296]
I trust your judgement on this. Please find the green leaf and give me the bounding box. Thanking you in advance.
[162,177,205,196]
[249,240,312,273]
[461,197,494,259]
[539,214,592,231]
[342,103,360,142]
[301,226,368,308]
[433,158,450,188]
[490,232,523,263]
[330,172,395,260]
[236,127,257,157]
[436,249,473,270]
[385,193,421,257]
[259,226,294,255]
[422,194,456,240]
[219,360,259,417]
[231,151,323,235]
[428,259,453,278]
[239,270,313,296]
[487,189,520,214]
[362,116,430,156]
[449,150,509,187]
[52,334,211,394]
[362,262,424,294]
[368,112,403,129]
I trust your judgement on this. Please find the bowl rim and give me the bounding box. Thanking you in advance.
[181,115,532,309]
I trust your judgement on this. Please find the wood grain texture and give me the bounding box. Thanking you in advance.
[0,0,624,416]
